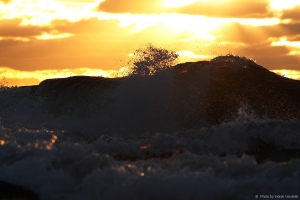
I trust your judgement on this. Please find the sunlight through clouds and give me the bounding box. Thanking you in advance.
[0,0,95,26]
[271,37,300,49]
[269,0,300,10]
[0,36,30,42]
[1,0,300,86]
[35,32,72,40]
[271,69,300,80]
[177,50,207,59]
[163,0,198,8]
[116,14,224,39]
[109,14,280,39]
[289,50,300,55]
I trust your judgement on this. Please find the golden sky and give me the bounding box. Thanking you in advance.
[0,0,300,86]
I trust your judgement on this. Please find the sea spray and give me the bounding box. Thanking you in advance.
[0,54,300,199]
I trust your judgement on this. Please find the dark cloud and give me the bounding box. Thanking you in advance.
[0,37,126,71]
[0,19,48,37]
[50,18,125,36]
[288,35,300,41]
[277,23,300,35]
[1,15,299,74]
[281,6,300,21]
[0,18,125,39]
[206,21,300,70]
[97,0,163,13]
[168,0,272,18]
[0,18,133,71]
[230,43,289,57]
[211,22,300,45]
[255,54,300,70]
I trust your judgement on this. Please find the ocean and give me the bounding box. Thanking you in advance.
[0,55,299,200]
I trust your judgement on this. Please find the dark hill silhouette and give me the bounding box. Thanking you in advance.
[33,55,300,130]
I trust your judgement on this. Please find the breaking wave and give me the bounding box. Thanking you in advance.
[0,54,299,199]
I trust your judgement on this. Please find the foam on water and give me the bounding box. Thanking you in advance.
[0,115,300,200]
[0,55,299,199]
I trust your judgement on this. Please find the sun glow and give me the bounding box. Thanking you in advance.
[270,0,300,10]
[116,12,280,42]
[163,0,198,8]
[117,14,223,40]
[271,37,300,48]
[289,50,300,55]
[0,0,94,26]
[178,51,207,59]
[0,36,30,42]
[271,69,300,80]
[36,32,73,40]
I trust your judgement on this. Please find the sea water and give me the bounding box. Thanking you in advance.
[0,55,299,200]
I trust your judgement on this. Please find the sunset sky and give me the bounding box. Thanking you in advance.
[0,0,300,86]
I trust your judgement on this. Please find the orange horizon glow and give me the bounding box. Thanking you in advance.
[0,66,122,86]
[0,0,300,86]
[271,69,300,81]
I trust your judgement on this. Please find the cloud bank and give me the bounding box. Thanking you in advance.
[0,0,300,85]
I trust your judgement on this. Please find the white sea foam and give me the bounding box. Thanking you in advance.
[0,114,300,199]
